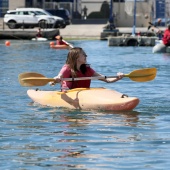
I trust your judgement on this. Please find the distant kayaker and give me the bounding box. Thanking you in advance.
[50,47,123,91]
[36,28,43,38]
[162,24,170,46]
[55,35,73,48]
[55,35,68,45]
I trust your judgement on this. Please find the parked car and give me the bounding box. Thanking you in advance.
[4,8,66,29]
[23,8,67,28]
[47,8,71,25]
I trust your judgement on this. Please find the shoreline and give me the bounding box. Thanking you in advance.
[0,18,165,40]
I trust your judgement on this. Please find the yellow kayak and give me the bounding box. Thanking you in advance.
[27,88,139,111]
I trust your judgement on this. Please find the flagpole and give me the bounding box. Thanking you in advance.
[109,0,115,30]
[132,0,137,36]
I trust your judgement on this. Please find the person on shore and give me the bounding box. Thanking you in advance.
[36,28,43,38]
[157,18,162,26]
[50,47,123,91]
[82,6,88,20]
[162,24,170,46]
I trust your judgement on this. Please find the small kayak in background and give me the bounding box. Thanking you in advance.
[152,40,170,53]
[153,39,170,53]
[27,87,139,111]
[155,40,163,45]
[152,42,166,53]
[32,37,48,41]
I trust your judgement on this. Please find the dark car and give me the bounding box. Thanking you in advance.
[47,8,71,25]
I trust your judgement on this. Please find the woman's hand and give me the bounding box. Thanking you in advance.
[117,72,124,80]
[49,76,61,86]
[106,72,124,83]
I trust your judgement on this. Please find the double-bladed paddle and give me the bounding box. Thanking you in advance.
[148,22,162,34]
[18,68,157,87]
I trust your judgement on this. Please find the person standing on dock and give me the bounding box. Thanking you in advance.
[82,6,88,20]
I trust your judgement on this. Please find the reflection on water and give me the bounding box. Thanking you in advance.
[162,53,170,60]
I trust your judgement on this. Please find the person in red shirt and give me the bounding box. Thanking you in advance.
[50,47,123,91]
[36,28,42,37]
[162,24,170,46]
[55,35,68,45]
[55,35,74,48]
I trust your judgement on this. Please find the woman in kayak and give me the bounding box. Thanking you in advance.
[50,47,123,91]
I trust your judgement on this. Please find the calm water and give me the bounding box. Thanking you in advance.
[0,39,170,170]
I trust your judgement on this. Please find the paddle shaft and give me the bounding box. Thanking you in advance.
[60,74,151,81]
[23,75,119,82]
[62,39,74,48]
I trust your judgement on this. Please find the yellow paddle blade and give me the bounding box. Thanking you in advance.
[21,77,55,86]
[124,68,157,82]
[18,72,54,86]
[19,72,45,79]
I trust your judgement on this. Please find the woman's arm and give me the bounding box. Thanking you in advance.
[93,72,124,83]
[49,65,71,86]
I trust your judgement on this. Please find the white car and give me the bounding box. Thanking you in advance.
[4,8,66,29]
[17,8,67,28]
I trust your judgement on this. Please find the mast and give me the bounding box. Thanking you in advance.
[132,0,137,36]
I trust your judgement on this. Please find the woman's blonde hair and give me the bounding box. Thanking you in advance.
[66,47,83,77]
